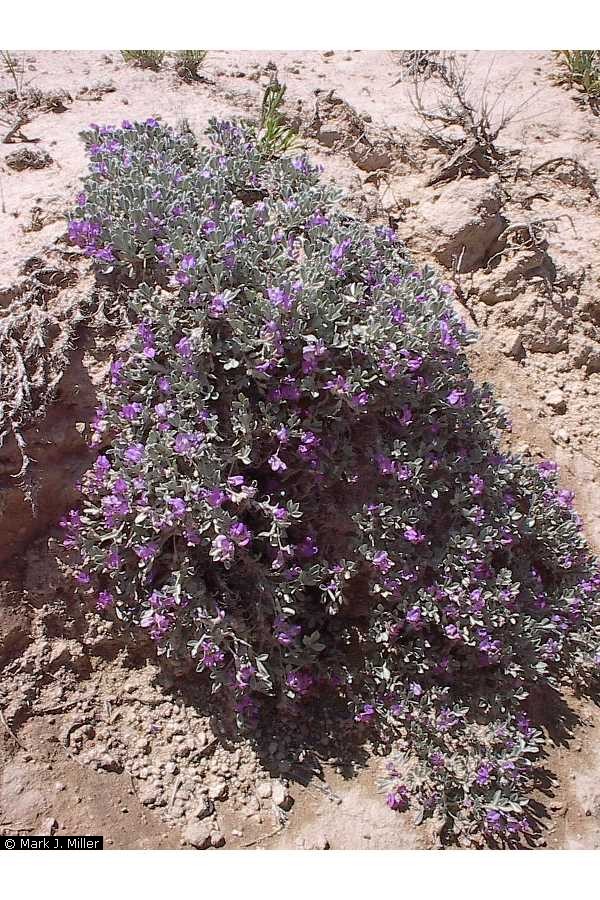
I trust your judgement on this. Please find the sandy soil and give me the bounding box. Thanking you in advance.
[1,50,600,850]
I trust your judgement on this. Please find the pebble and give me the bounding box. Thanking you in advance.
[256,781,272,800]
[184,821,212,850]
[194,799,215,820]
[42,818,58,836]
[272,781,294,810]
[208,780,228,801]
[546,388,567,414]
[139,784,161,806]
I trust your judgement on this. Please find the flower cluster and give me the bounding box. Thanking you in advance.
[64,117,600,845]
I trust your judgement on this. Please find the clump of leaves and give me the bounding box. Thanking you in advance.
[554,50,600,104]
[121,50,165,70]
[258,78,297,157]
[64,116,600,846]
[174,50,207,81]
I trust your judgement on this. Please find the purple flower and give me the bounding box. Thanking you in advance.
[475,763,493,786]
[272,505,288,523]
[516,714,534,739]
[267,287,293,311]
[141,610,172,641]
[124,444,144,464]
[110,360,125,385]
[372,550,393,573]
[167,497,187,518]
[96,591,114,611]
[175,337,192,358]
[202,641,225,668]
[406,606,422,625]
[135,542,159,561]
[95,245,115,263]
[210,534,235,563]
[355,703,376,724]
[469,474,485,496]
[447,389,466,407]
[292,156,313,175]
[95,454,110,475]
[556,489,574,509]
[286,670,315,697]
[537,460,558,478]
[209,293,230,317]
[484,810,503,832]
[229,521,252,547]
[351,391,370,408]
[308,211,330,228]
[174,432,202,454]
[403,527,425,544]
[120,402,143,421]
[436,708,459,732]
[331,239,352,261]
[386,785,410,811]
[274,616,302,646]
[269,454,287,473]
[440,319,460,350]
[203,487,226,508]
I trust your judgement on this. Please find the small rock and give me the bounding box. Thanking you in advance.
[194,799,215,820]
[546,388,567,413]
[80,748,122,773]
[256,781,272,800]
[501,332,524,359]
[139,784,161,806]
[42,818,58,836]
[208,780,228,801]
[272,780,294,811]
[184,822,212,850]
[210,832,226,848]
[546,388,567,414]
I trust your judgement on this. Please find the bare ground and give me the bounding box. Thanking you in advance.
[1,50,600,849]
